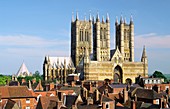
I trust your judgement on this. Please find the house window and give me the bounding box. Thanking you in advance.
[156,99,159,104]
[25,106,30,109]
[26,99,30,103]
[158,80,160,83]
[106,103,109,109]
[165,86,169,90]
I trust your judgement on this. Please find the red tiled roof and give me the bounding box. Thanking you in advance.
[0,86,34,98]
[37,96,59,109]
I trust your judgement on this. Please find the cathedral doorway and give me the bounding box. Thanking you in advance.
[113,66,122,83]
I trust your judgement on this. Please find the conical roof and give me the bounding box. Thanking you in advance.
[16,62,30,77]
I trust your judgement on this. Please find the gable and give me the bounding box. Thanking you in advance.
[111,47,123,63]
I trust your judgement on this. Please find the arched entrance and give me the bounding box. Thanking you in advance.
[113,66,123,83]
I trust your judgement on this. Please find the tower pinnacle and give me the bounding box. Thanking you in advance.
[130,15,133,24]
[115,16,118,25]
[106,13,110,23]
[76,11,79,20]
[142,45,147,58]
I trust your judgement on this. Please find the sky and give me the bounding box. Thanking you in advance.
[0,0,170,75]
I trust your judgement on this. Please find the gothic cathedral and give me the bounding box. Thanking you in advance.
[71,13,148,83]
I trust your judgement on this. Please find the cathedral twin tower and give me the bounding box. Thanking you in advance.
[71,12,134,67]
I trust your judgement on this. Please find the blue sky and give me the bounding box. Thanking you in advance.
[0,0,170,75]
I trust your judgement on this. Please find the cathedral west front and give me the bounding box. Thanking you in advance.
[71,12,148,83]
[43,12,148,83]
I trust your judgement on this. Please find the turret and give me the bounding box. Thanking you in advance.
[141,46,147,63]
[130,15,134,62]
[120,15,125,58]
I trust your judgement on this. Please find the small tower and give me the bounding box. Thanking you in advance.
[141,46,147,63]
[141,46,148,76]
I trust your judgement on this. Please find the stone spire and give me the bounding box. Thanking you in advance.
[96,11,100,22]
[130,15,133,24]
[92,16,95,24]
[72,12,74,22]
[76,11,79,20]
[142,46,147,58]
[115,16,118,25]
[141,46,147,62]
[106,13,110,23]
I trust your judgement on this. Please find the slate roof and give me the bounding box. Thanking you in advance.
[59,86,81,95]
[133,88,161,100]
[65,95,78,108]
[36,96,59,109]
[5,99,18,109]
[109,84,127,88]
[102,95,114,102]
[0,86,35,98]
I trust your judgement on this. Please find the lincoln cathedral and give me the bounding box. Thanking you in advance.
[43,12,148,83]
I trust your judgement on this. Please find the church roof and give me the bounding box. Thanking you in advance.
[16,62,30,77]
[48,57,75,69]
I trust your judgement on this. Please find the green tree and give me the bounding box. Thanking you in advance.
[152,71,168,83]
[33,71,43,82]
[0,74,11,85]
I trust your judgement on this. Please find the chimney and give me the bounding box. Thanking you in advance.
[95,89,99,102]
[22,79,26,84]
[50,82,54,90]
[87,97,93,105]
[71,81,75,87]
[158,86,161,93]
[123,88,128,103]
[28,80,32,90]
[131,100,136,109]
[32,78,36,84]
[134,94,137,101]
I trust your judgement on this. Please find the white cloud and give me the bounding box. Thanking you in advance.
[0,34,69,57]
[0,34,69,47]
[135,33,170,48]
